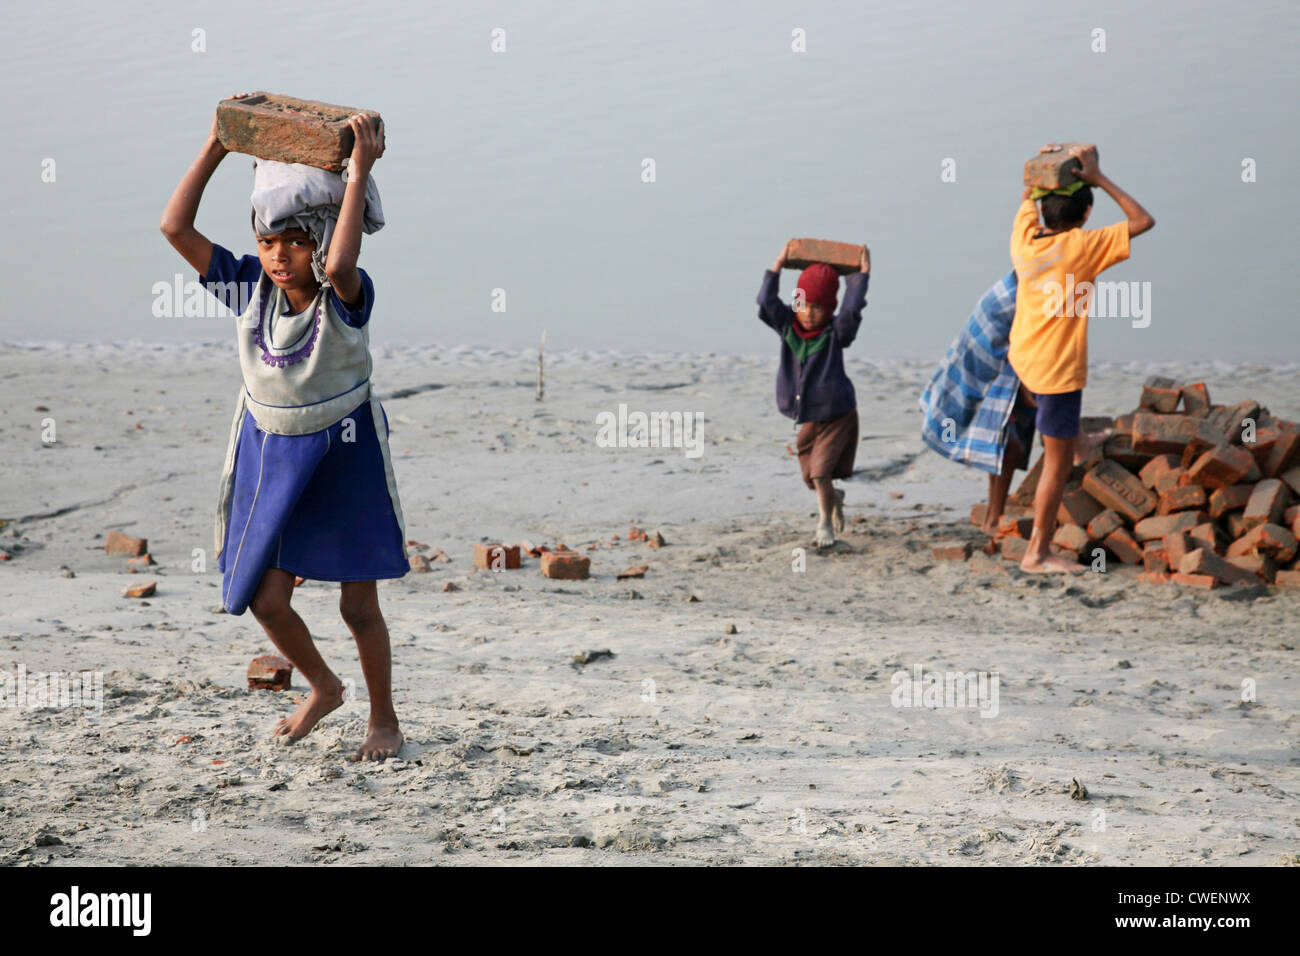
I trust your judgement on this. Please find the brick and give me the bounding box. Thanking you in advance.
[1139,571,1171,585]
[1284,503,1300,526]
[1179,548,1257,585]
[1281,467,1300,497]
[616,564,650,579]
[1080,415,1116,433]
[1139,454,1180,489]
[931,543,972,560]
[1242,479,1289,531]
[1011,455,1044,505]
[1263,430,1300,478]
[1115,413,1136,434]
[1170,572,1217,590]
[1101,433,1152,472]
[1154,467,1187,495]
[122,580,156,598]
[1223,401,1261,444]
[1207,484,1254,519]
[1245,426,1280,468]
[1104,528,1144,564]
[1138,376,1182,413]
[475,543,521,570]
[1052,523,1090,554]
[648,530,667,547]
[215,91,383,172]
[1189,522,1227,555]
[1226,523,1298,563]
[998,515,1034,538]
[126,553,157,569]
[442,581,460,592]
[1227,554,1277,583]
[540,550,591,580]
[1187,445,1255,489]
[1023,142,1092,189]
[999,536,1029,562]
[1056,487,1103,527]
[1135,413,1223,457]
[1224,511,1248,539]
[1156,484,1206,515]
[784,238,868,274]
[1142,541,1169,573]
[1082,460,1157,523]
[105,530,148,557]
[1179,382,1210,416]
[409,554,431,573]
[1133,510,1206,542]
[1163,531,1192,570]
[247,654,292,691]
[1086,509,1124,540]
[1274,569,1300,587]
[520,539,543,557]
[627,526,648,541]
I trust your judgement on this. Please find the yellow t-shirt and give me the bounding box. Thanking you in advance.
[1007,199,1130,394]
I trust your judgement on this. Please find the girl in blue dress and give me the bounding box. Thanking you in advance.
[161,96,407,761]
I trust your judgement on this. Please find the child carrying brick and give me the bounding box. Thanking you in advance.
[160,95,408,759]
[919,270,1039,538]
[1009,143,1155,572]
[758,242,870,547]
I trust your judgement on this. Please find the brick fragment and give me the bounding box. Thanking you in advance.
[1163,531,1192,570]
[1141,541,1169,573]
[1101,433,1152,472]
[1187,445,1255,489]
[126,553,157,569]
[1057,487,1104,527]
[617,564,650,579]
[1224,512,1248,539]
[1207,484,1254,519]
[1170,572,1217,590]
[1266,430,1300,478]
[1133,413,1214,455]
[784,238,868,274]
[474,543,521,570]
[122,580,156,598]
[409,554,431,573]
[1139,454,1180,489]
[540,551,591,580]
[1189,522,1227,555]
[1154,467,1187,495]
[520,540,543,557]
[215,91,383,172]
[1274,569,1300,587]
[998,515,1034,538]
[1281,467,1300,497]
[1138,377,1182,413]
[648,530,667,548]
[970,503,989,527]
[247,655,292,691]
[1156,484,1206,515]
[999,537,1029,562]
[1227,553,1277,583]
[1082,460,1157,523]
[442,581,459,592]
[1011,456,1044,505]
[1179,548,1257,585]
[1104,528,1143,564]
[1052,524,1090,554]
[1179,382,1210,416]
[1226,523,1298,563]
[105,530,148,557]
[1086,509,1124,540]
[1242,478,1290,531]
[1133,510,1206,542]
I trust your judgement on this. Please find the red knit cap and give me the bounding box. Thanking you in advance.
[796,263,839,310]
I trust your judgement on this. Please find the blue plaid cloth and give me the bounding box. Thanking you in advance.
[918,271,1020,475]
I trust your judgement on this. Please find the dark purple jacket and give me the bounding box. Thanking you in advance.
[757,269,869,424]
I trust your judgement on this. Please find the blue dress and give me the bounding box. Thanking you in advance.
[202,245,408,615]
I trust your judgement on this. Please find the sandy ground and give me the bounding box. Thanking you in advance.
[1,341,1298,866]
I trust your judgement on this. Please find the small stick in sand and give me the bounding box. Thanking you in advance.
[536,329,545,402]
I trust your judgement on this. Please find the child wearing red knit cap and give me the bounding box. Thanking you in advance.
[757,242,871,547]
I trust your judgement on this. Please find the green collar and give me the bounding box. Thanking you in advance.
[784,324,831,363]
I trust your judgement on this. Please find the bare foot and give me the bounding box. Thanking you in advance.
[1020,552,1084,574]
[812,522,835,548]
[980,518,1000,536]
[354,722,403,762]
[273,674,345,742]
[832,489,846,534]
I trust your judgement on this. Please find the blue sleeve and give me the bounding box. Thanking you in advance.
[832,272,869,348]
[330,268,374,328]
[757,269,793,335]
[199,244,264,313]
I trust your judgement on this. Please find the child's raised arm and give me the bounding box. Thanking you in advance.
[160,95,248,274]
[1070,145,1156,238]
[325,114,385,304]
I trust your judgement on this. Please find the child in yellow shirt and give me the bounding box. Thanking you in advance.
[1008,143,1155,573]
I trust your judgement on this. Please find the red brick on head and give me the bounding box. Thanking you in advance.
[796,264,839,311]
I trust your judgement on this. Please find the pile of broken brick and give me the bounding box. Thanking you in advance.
[972,377,1300,588]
